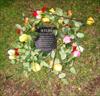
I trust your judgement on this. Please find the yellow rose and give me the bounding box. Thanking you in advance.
[48,60,53,68]
[58,18,64,24]
[49,8,55,13]
[19,34,31,42]
[42,17,50,23]
[87,17,95,25]
[31,26,35,32]
[31,62,41,72]
[53,64,62,72]
[67,10,72,17]
[24,17,29,25]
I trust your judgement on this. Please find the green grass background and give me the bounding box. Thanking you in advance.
[0,0,100,95]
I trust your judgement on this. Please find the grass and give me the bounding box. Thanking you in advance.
[0,0,100,96]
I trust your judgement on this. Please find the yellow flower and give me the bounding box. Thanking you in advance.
[24,17,29,25]
[53,63,62,72]
[87,17,95,25]
[67,10,73,17]
[49,8,55,13]
[19,34,31,42]
[42,17,50,23]
[31,62,41,72]
[31,26,35,32]
[58,18,64,24]
[48,60,53,68]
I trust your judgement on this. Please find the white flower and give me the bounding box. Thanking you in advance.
[8,49,15,55]
[36,15,42,19]
[36,11,42,19]
[77,46,84,52]
[58,73,66,79]
[37,10,42,14]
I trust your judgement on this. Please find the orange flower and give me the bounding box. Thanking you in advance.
[24,17,29,25]
[67,10,72,17]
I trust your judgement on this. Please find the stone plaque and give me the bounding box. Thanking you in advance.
[35,27,57,52]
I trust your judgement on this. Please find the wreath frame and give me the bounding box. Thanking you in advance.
[8,7,85,79]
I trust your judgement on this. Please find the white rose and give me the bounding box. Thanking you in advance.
[8,49,15,55]
[58,73,66,79]
[77,46,84,52]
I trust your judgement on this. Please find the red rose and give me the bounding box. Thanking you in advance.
[16,28,21,35]
[72,46,77,53]
[41,5,47,13]
[33,11,38,17]
[14,48,19,56]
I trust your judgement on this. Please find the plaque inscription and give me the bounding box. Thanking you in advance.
[35,27,57,52]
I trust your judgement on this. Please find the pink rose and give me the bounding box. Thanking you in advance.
[72,50,80,57]
[63,36,71,44]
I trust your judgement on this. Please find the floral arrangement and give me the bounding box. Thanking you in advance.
[8,6,85,80]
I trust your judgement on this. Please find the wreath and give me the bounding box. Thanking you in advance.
[8,6,85,79]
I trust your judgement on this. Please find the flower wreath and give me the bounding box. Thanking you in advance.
[8,6,85,79]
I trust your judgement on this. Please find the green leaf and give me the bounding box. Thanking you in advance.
[25,51,31,56]
[16,24,21,29]
[33,56,37,61]
[62,27,70,33]
[20,55,26,60]
[23,62,30,68]
[72,27,79,32]
[56,8,63,16]
[34,20,40,24]
[53,30,58,36]
[54,58,60,64]
[19,49,26,53]
[61,78,69,85]
[51,50,55,59]
[73,21,82,27]
[11,60,16,64]
[59,46,66,60]
[24,44,29,49]
[40,61,49,67]
[70,67,76,74]
[64,19,69,24]
[76,33,84,38]
[25,54,31,62]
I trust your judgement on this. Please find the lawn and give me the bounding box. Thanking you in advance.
[0,0,100,96]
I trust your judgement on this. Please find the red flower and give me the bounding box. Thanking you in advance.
[41,5,47,13]
[71,46,77,53]
[33,11,38,17]
[16,28,21,35]
[14,48,19,56]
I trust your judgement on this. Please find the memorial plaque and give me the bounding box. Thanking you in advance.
[35,27,57,52]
